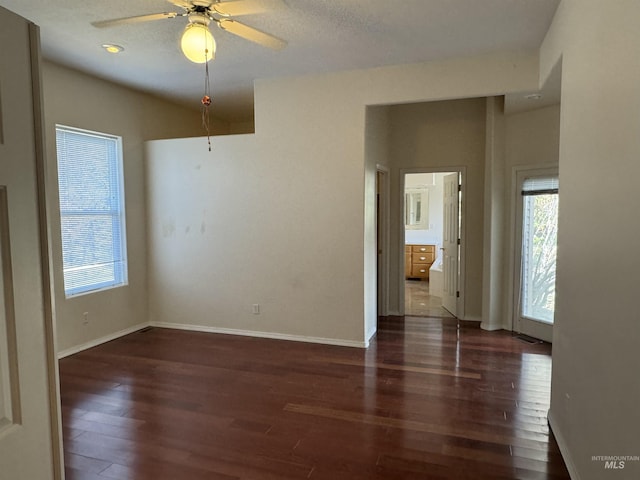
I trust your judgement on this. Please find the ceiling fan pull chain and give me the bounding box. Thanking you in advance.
[201,44,213,151]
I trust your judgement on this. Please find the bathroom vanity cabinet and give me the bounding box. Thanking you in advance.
[405,244,436,280]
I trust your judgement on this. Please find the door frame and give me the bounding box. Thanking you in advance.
[0,19,62,479]
[509,164,558,342]
[30,23,64,478]
[376,165,390,317]
[398,167,466,318]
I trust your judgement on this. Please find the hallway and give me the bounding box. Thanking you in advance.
[405,279,454,317]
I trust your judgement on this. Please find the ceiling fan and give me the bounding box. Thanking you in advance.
[92,0,287,63]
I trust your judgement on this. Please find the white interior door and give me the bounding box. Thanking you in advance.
[0,8,59,480]
[512,171,558,343]
[442,173,459,316]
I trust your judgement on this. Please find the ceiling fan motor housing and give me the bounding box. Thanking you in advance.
[187,11,212,26]
[192,0,216,8]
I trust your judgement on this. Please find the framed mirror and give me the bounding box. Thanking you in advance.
[405,189,429,229]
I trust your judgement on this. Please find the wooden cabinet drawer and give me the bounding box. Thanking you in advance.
[413,253,434,264]
[405,244,435,279]
[412,245,434,254]
[411,264,430,278]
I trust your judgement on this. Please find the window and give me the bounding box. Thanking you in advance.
[55,126,128,297]
[520,176,559,324]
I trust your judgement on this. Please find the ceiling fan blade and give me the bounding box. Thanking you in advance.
[217,19,286,49]
[167,0,193,9]
[213,0,286,17]
[92,12,179,28]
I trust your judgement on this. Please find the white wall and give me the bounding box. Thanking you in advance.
[146,52,538,346]
[42,62,223,354]
[541,1,640,478]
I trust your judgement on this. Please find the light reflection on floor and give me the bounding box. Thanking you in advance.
[405,279,454,317]
[513,352,553,435]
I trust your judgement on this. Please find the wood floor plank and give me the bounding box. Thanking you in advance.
[59,317,570,479]
[64,453,111,475]
[320,357,483,379]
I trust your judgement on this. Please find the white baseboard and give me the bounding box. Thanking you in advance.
[366,326,377,345]
[548,409,580,480]
[57,322,151,359]
[150,321,369,348]
[480,320,502,330]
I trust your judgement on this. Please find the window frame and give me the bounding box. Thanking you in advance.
[55,125,129,298]
[510,165,559,343]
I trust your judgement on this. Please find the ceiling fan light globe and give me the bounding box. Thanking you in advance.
[181,23,216,63]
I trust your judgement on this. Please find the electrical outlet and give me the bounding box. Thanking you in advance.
[83,312,89,326]
[252,304,260,315]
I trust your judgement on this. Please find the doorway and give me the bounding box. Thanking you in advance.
[402,171,460,318]
[512,168,559,342]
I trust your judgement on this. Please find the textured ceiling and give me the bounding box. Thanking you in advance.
[0,0,560,122]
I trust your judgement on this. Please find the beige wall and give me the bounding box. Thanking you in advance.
[146,129,369,346]
[146,52,538,346]
[502,104,561,331]
[387,98,487,320]
[505,105,561,170]
[229,120,255,135]
[364,106,390,334]
[541,1,640,478]
[42,62,225,354]
[481,96,506,330]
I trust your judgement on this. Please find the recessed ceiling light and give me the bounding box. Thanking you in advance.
[524,93,543,100]
[102,44,124,54]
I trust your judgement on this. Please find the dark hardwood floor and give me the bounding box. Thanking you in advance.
[59,317,570,479]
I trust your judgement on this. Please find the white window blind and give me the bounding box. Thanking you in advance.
[56,126,128,297]
[522,176,559,195]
